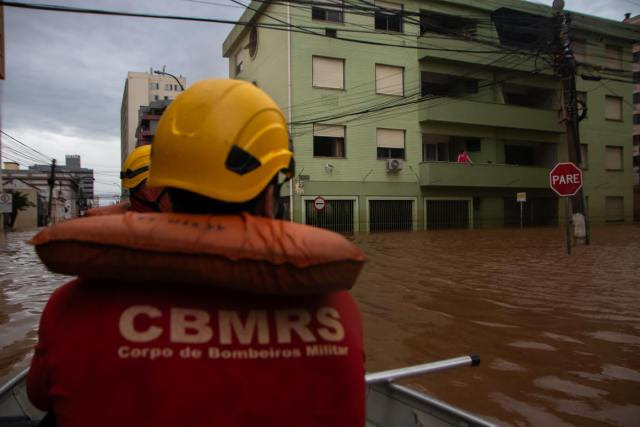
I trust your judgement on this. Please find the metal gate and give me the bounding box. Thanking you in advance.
[369,199,413,232]
[305,199,355,233]
[426,200,469,230]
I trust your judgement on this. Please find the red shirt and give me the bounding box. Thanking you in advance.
[28,280,365,427]
[457,151,472,164]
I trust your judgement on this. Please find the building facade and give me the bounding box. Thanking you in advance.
[120,70,186,165]
[625,14,640,221]
[135,99,173,148]
[2,155,93,228]
[223,0,639,232]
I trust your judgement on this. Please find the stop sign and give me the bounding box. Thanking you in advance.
[549,162,583,196]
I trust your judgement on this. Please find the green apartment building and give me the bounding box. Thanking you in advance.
[223,0,639,232]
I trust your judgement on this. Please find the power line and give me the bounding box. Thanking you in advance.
[0,130,53,163]
[1,1,543,55]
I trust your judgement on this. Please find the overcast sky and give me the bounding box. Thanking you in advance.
[1,0,638,201]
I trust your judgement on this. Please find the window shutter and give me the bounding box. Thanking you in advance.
[314,124,345,138]
[376,64,403,95]
[313,57,344,89]
[376,128,405,148]
[605,146,622,170]
[605,96,622,120]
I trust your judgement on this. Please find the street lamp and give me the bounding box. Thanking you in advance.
[153,69,185,91]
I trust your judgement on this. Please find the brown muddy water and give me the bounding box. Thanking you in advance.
[1,226,640,425]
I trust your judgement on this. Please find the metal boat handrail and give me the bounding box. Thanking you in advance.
[366,355,480,384]
[0,368,28,397]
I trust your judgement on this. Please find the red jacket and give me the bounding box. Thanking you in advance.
[28,280,365,427]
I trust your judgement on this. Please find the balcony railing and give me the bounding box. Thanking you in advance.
[419,98,564,133]
[419,161,550,189]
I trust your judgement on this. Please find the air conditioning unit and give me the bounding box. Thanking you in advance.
[386,158,404,172]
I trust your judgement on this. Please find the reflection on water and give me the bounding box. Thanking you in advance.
[2,225,640,425]
[0,230,67,383]
[352,225,640,426]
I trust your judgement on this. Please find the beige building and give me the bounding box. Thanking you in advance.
[120,70,186,165]
[3,160,88,229]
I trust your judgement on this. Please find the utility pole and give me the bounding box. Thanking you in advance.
[553,2,590,244]
[47,159,56,225]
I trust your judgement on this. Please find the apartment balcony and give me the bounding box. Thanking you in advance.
[419,161,550,189]
[417,36,552,75]
[419,98,564,133]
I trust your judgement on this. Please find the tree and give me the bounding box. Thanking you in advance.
[5,189,35,230]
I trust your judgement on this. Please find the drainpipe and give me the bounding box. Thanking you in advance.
[287,1,293,222]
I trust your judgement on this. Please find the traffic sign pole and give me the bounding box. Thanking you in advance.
[565,198,572,255]
[550,163,583,254]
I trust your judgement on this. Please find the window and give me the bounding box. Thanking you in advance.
[376,128,405,159]
[420,11,476,38]
[165,84,171,90]
[235,59,244,75]
[634,51,640,63]
[576,91,588,119]
[492,8,551,50]
[154,95,159,101]
[503,84,556,109]
[573,39,587,63]
[248,26,258,58]
[634,72,640,84]
[633,93,640,104]
[466,139,481,152]
[421,72,478,97]
[375,64,403,96]
[164,96,169,100]
[605,45,623,70]
[505,144,534,166]
[422,134,449,162]
[375,1,403,33]
[235,49,247,75]
[605,96,622,121]
[313,124,345,158]
[605,196,624,222]
[311,0,343,23]
[605,146,623,170]
[326,28,337,38]
[312,56,345,89]
[580,144,588,169]
[634,114,640,125]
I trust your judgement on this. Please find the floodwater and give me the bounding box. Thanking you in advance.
[1,225,640,425]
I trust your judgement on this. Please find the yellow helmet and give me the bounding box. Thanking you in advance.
[147,79,293,203]
[121,144,151,189]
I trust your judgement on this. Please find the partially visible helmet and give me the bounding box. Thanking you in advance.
[121,145,151,190]
[147,79,293,203]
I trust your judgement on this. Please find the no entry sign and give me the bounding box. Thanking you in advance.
[0,193,12,213]
[549,162,583,197]
[313,196,327,212]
